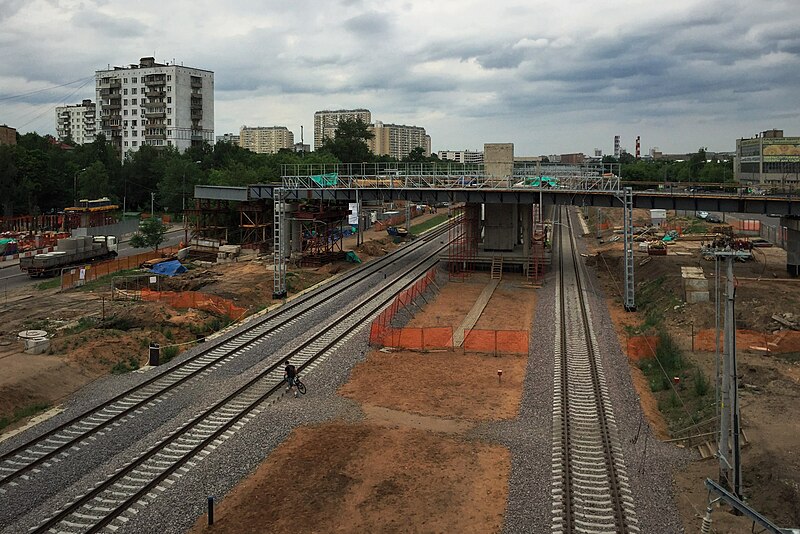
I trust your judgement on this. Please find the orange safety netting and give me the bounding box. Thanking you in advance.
[368,267,438,346]
[463,329,529,354]
[61,246,180,289]
[140,288,246,320]
[373,327,453,350]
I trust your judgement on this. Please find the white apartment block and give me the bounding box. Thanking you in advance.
[239,126,294,154]
[95,57,214,159]
[55,99,96,145]
[437,150,484,164]
[313,109,371,150]
[369,121,431,160]
[216,133,240,145]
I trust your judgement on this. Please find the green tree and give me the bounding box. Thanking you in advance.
[129,217,167,251]
[78,161,110,200]
[403,147,428,162]
[319,118,374,163]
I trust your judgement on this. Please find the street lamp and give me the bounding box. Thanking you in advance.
[73,167,87,207]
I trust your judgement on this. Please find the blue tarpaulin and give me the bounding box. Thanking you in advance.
[149,260,187,276]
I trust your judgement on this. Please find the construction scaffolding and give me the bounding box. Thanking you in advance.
[528,202,546,283]
[238,200,271,250]
[185,198,233,244]
[293,200,350,266]
[448,204,479,281]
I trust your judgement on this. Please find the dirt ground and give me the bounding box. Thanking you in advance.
[588,208,800,532]
[189,274,534,533]
[0,223,411,432]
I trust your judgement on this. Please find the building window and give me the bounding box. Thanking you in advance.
[166,86,171,92]
[124,141,128,146]
[123,88,128,95]
[124,131,128,137]
[167,141,172,146]
[132,141,138,146]
[123,109,128,115]
[132,120,137,127]
[132,98,137,105]
[123,78,128,84]
[124,120,128,127]
[123,99,128,106]
[132,88,137,94]
[132,109,137,115]
[167,119,172,125]
[167,97,171,104]
[167,108,171,114]
[132,77,137,83]
[167,75,171,81]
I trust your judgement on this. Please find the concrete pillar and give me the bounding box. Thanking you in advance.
[786,226,800,276]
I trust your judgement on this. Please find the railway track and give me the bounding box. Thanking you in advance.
[0,222,451,493]
[550,207,639,533]
[26,237,446,533]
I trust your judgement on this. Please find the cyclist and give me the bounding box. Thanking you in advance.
[284,359,298,396]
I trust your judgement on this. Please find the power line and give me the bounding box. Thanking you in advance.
[0,75,95,102]
[16,78,94,130]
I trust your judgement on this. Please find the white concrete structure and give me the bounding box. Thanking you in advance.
[239,126,294,154]
[313,109,371,150]
[95,57,214,159]
[55,99,96,145]
[437,150,484,164]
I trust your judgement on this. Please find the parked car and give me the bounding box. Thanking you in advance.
[706,214,722,223]
[696,211,709,219]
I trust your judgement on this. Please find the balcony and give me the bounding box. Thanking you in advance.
[145,132,166,140]
[191,109,203,120]
[144,110,166,119]
[100,78,121,88]
[141,99,164,108]
[146,89,165,98]
[190,100,202,110]
[102,102,121,111]
[191,77,202,88]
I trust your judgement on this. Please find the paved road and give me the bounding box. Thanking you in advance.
[0,229,185,294]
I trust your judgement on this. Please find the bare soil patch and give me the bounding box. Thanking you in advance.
[189,272,535,533]
[590,208,800,531]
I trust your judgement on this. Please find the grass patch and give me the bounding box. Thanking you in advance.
[411,214,449,235]
[65,316,98,335]
[77,268,141,292]
[34,278,61,290]
[0,403,50,431]
[111,356,141,374]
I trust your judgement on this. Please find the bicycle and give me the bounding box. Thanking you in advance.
[285,375,307,396]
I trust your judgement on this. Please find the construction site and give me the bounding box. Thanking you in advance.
[1,162,800,532]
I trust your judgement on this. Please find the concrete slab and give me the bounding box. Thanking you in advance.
[452,279,500,346]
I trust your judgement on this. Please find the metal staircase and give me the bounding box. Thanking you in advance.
[273,188,287,299]
[622,186,636,311]
[491,256,504,280]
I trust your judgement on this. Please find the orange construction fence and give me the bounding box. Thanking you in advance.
[61,246,180,289]
[140,289,246,320]
[464,329,529,355]
[370,326,453,350]
[369,267,438,345]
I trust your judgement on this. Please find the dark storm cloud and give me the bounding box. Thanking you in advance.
[343,11,392,36]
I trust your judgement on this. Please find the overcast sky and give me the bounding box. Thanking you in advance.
[2,0,799,156]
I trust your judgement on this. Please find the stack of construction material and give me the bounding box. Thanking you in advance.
[681,266,709,303]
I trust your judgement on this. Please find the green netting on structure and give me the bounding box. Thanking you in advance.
[310,173,338,187]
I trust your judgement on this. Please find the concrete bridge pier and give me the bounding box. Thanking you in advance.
[782,218,800,276]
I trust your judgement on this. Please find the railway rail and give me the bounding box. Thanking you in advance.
[26,236,447,533]
[0,221,452,493]
[550,207,639,533]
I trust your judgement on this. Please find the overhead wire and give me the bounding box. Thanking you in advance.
[0,75,95,102]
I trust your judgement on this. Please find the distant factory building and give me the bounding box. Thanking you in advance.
[736,129,800,186]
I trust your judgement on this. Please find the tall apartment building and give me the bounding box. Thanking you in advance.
[369,121,431,160]
[216,133,240,145]
[55,99,96,145]
[437,150,484,164]
[239,126,294,154]
[0,125,16,146]
[313,109,371,150]
[95,57,214,159]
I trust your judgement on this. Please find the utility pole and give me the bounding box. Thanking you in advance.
[151,192,155,219]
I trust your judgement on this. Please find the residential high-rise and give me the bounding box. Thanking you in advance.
[95,57,214,159]
[216,133,240,145]
[239,126,294,154]
[369,121,431,160]
[55,99,96,145]
[313,109,371,150]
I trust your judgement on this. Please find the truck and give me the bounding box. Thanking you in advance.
[19,235,118,277]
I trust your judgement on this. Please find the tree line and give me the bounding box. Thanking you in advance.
[0,120,732,218]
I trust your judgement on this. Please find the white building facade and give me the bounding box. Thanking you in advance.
[95,57,214,159]
[437,150,484,164]
[239,126,294,154]
[55,99,96,145]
